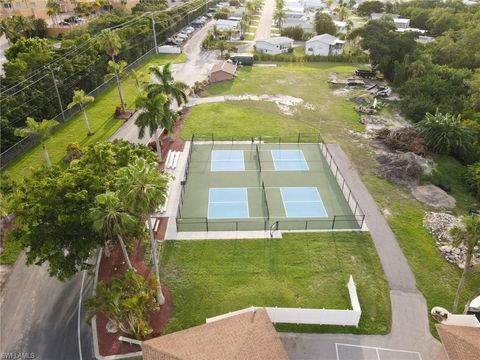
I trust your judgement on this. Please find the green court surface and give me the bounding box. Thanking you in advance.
[177,142,363,232]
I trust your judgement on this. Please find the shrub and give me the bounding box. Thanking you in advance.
[214,8,229,20]
[253,52,369,63]
[466,162,480,200]
[280,26,304,41]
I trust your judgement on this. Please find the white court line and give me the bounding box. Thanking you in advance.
[77,270,86,360]
[335,343,422,360]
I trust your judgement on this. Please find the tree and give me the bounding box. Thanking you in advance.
[116,158,169,305]
[417,110,477,157]
[67,89,95,135]
[131,69,144,95]
[47,0,60,26]
[212,39,232,57]
[86,269,159,339]
[281,26,304,40]
[356,1,384,17]
[97,29,122,60]
[134,93,169,160]
[314,12,337,35]
[106,60,127,112]
[14,117,58,166]
[91,191,137,267]
[449,216,480,313]
[147,62,188,107]
[273,8,286,28]
[335,5,350,21]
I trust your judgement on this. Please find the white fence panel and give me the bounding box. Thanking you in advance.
[157,45,182,54]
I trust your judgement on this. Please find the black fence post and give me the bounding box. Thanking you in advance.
[206,217,208,232]
[297,133,301,144]
[332,216,336,230]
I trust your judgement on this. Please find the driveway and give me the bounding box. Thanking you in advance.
[254,0,275,41]
[279,145,445,360]
[110,21,220,145]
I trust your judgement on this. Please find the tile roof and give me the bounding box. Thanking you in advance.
[142,308,289,360]
[436,324,480,360]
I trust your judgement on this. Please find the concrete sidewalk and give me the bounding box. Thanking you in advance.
[254,0,275,41]
[280,145,445,360]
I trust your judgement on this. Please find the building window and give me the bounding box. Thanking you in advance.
[3,2,12,9]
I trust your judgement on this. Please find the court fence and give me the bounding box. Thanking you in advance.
[175,134,366,233]
[206,275,361,327]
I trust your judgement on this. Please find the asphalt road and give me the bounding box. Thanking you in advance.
[0,253,95,360]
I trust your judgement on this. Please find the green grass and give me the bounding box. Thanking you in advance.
[4,53,186,181]
[180,62,480,338]
[160,232,390,335]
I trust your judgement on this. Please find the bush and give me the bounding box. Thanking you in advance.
[280,26,304,41]
[214,8,229,20]
[466,162,480,200]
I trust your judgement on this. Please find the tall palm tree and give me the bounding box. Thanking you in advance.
[147,63,188,107]
[98,29,122,61]
[90,191,137,268]
[131,69,144,95]
[47,0,60,26]
[335,5,350,21]
[106,60,127,112]
[14,117,58,166]
[67,89,95,136]
[273,8,286,28]
[134,92,170,160]
[449,216,480,313]
[116,158,169,304]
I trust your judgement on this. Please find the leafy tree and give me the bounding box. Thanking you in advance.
[147,62,188,107]
[47,0,61,25]
[14,117,58,166]
[314,12,337,35]
[106,60,127,112]
[356,1,384,17]
[91,191,138,265]
[86,269,159,339]
[67,89,95,135]
[134,93,169,160]
[449,216,480,313]
[214,8,230,20]
[212,39,232,57]
[350,19,417,81]
[280,26,304,40]
[417,110,477,157]
[335,5,350,21]
[97,29,122,60]
[5,37,53,62]
[116,158,169,304]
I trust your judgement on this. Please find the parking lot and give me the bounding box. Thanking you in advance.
[336,344,422,360]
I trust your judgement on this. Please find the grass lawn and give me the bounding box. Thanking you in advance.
[180,62,480,337]
[160,232,390,335]
[4,53,186,181]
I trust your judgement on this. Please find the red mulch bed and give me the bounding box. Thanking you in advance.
[96,239,173,357]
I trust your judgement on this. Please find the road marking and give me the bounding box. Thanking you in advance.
[335,343,422,360]
[78,270,86,360]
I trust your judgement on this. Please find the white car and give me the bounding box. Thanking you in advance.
[176,32,189,39]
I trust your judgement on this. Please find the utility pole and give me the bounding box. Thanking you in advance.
[151,14,158,54]
[47,65,65,122]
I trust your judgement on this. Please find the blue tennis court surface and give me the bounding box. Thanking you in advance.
[281,187,328,217]
[271,149,309,171]
[211,150,245,171]
[208,188,249,219]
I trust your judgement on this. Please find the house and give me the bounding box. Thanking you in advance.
[255,37,294,55]
[305,34,345,56]
[142,308,289,360]
[282,16,314,33]
[334,20,348,33]
[302,0,325,10]
[215,19,240,32]
[436,325,480,360]
[209,62,237,83]
[393,17,410,29]
[417,35,435,44]
[370,12,400,21]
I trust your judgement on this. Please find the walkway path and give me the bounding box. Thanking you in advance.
[280,144,445,360]
[254,0,275,40]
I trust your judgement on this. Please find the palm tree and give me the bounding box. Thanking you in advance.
[449,216,480,313]
[134,92,170,160]
[418,110,477,156]
[116,158,169,304]
[147,63,188,107]
[14,117,58,166]
[12,16,33,38]
[273,8,286,28]
[90,191,137,268]
[67,89,95,136]
[335,5,350,21]
[106,60,127,112]
[47,0,60,26]
[98,29,122,61]
[131,69,144,95]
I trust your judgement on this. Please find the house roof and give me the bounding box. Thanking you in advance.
[216,19,239,27]
[436,324,480,360]
[210,62,237,75]
[142,308,289,360]
[306,33,345,45]
[256,36,294,46]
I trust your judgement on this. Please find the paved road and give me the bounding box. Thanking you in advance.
[254,0,275,40]
[110,21,220,145]
[280,145,445,360]
[0,253,94,360]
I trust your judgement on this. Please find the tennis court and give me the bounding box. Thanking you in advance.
[177,142,364,232]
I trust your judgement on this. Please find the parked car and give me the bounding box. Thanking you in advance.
[176,32,189,39]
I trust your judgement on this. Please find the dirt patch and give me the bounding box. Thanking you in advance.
[225,94,306,116]
[360,113,409,131]
[376,152,425,185]
[411,185,456,209]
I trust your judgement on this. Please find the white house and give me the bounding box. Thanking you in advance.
[302,0,324,10]
[255,37,294,55]
[215,19,239,32]
[305,34,345,56]
[393,18,410,29]
[334,20,348,33]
